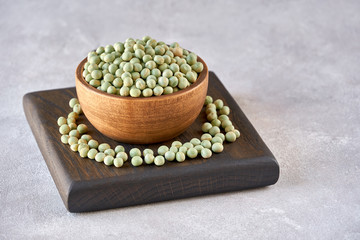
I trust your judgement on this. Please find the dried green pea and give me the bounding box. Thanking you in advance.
[218,115,229,122]
[67,117,76,125]
[104,149,115,157]
[131,156,143,167]
[211,136,223,144]
[169,146,178,153]
[212,143,224,153]
[202,122,212,132]
[81,134,92,141]
[214,99,224,110]
[115,145,125,153]
[154,155,165,166]
[59,124,70,134]
[95,152,106,162]
[73,104,82,115]
[187,148,198,158]
[221,120,232,129]
[204,96,213,106]
[226,131,237,142]
[68,122,77,130]
[157,146,169,156]
[69,98,79,108]
[178,146,187,154]
[194,145,204,153]
[61,135,70,144]
[87,149,98,159]
[68,136,78,145]
[78,139,87,144]
[116,152,128,162]
[190,138,201,146]
[78,143,89,151]
[144,154,155,164]
[88,139,99,149]
[114,158,124,167]
[130,88,141,97]
[143,148,154,156]
[68,111,79,120]
[164,151,175,161]
[104,155,114,166]
[176,152,185,162]
[211,119,221,127]
[57,117,67,126]
[70,143,79,152]
[77,124,88,134]
[207,112,218,122]
[183,142,193,149]
[219,106,230,115]
[171,141,182,148]
[98,143,111,152]
[215,133,225,142]
[201,140,212,149]
[69,130,80,138]
[201,133,212,141]
[209,126,220,136]
[130,148,142,157]
[79,148,89,158]
[225,125,235,132]
[201,148,212,159]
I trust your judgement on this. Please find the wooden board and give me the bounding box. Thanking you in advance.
[23,72,279,213]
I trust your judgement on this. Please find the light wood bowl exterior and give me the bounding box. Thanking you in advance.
[75,56,209,144]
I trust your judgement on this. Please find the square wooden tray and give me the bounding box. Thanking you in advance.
[23,72,279,213]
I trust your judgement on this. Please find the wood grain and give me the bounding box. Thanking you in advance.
[75,56,209,144]
[23,72,279,213]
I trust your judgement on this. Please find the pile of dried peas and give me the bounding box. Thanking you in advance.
[57,96,240,167]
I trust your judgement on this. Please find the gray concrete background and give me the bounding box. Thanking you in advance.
[1,0,359,239]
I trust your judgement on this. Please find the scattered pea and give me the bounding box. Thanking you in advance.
[154,156,165,166]
[201,148,212,158]
[115,145,125,153]
[114,158,124,167]
[202,122,212,132]
[169,146,178,153]
[60,135,69,144]
[215,133,225,142]
[190,138,201,146]
[187,148,198,158]
[194,145,204,153]
[88,139,99,149]
[225,131,237,142]
[234,129,241,138]
[57,117,67,126]
[59,124,70,135]
[70,144,79,152]
[68,136,78,145]
[116,152,128,162]
[104,148,115,157]
[157,145,169,155]
[178,146,188,154]
[201,133,212,141]
[69,129,80,138]
[144,154,155,164]
[211,136,223,144]
[104,156,114,166]
[131,156,143,167]
[87,149,98,159]
[98,143,111,152]
[79,148,89,158]
[81,134,92,141]
[130,148,142,157]
[69,98,79,108]
[95,152,106,162]
[164,151,175,161]
[201,140,212,149]
[143,148,154,156]
[209,126,220,136]
[183,142,193,149]
[212,143,224,153]
[176,152,186,162]
[171,141,182,148]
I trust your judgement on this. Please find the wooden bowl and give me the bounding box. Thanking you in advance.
[75,56,209,144]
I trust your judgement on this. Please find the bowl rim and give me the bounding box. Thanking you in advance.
[76,55,209,102]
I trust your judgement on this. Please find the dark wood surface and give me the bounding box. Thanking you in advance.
[23,72,279,213]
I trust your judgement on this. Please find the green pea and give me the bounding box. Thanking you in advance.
[76,124,88,134]
[96,46,105,54]
[79,148,89,158]
[185,71,196,83]
[59,124,70,134]
[144,153,155,164]
[190,138,201,146]
[201,133,212,141]
[104,155,114,166]
[68,136,78,146]
[158,77,169,87]
[146,78,156,89]
[214,99,224,110]
[78,139,87,144]
[142,88,153,97]
[221,120,232,129]
[61,135,70,144]
[169,63,179,73]
[153,86,164,96]
[211,119,221,127]
[194,145,204,153]
[163,86,173,95]
[204,96,213,106]
[186,53,197,65]
[215,133,225,142]
[91,70,102,80]
[176,152,185,162]
[116,152,128,162]
[187,148,198,158]
[169,146,178,153]
[114,145,125,153]
[70,143,79,152]
[57,117,67,126]
[142,148,153,156]
[201,140,212,149]
[135,49,145,59]
[67,117,76,125]
[81,134,92,141]
[206,107,216,115]
[211,136,223,144]
[157,146,169,156]
[135,79,146,90]
[145,60,156,70]
[78,143,89,151]
[154,156,165,166]
[212,143,224,153]
[219,106,230,115]
[234,129,241,138]
[207,112,217,122]
[130,148,142,157]
[131,156,143,167]
[183,142,193,149]
[226,132,237,142]
[122,52,132,61]
[178,146,187,154]
[171,141,182,148]
[218,115,229,122]
[69,98,79,108]
[112,78,123,88]
[191,62,203,73]
[142,54,152,63]
[69,129,80,138]
[180,63,191,74]
[201,148,212,159]
[209,126,220,136]
[87,139,98,149]
[120,86,130,96]
[202,122,212,132]
[151,68,161,77]
[87,149,98,159]
[225,125,235,132]
[95,152,106,162]
[169,76,178,87]
[178,77,189,89]
[130,88,141,97]
[98,143,111,152]
[154,55,164,65]
[114,158,124,167]
[90,79,101,87]
[104,149,115,157]
[164,151,175,161]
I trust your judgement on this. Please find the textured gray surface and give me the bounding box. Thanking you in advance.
[1,0,359,239]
